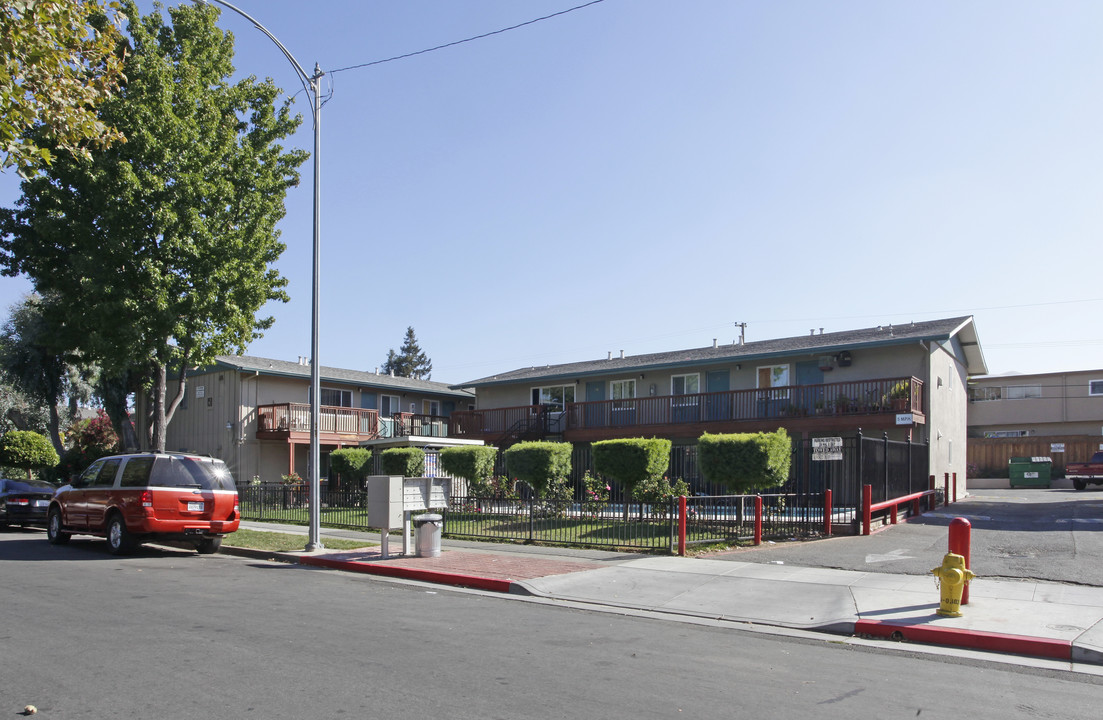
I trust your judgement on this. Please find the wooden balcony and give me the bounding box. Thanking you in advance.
[450,376,925,445]
[256,403,451,443]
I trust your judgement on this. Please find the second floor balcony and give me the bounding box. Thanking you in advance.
[256,403,450,443]
[451,376,925,445]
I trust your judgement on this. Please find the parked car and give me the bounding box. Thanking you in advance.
[1,478,56,529]
[1066,451,1103,491]
[47,453,240,554]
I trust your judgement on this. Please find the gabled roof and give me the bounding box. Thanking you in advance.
[209,355,473,399]
[454,316,987,389]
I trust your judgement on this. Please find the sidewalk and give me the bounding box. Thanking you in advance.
[228,522,1103,668]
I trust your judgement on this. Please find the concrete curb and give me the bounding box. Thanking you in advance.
[854,619,1073,661]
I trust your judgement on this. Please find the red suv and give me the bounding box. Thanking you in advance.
[47,453,240,555]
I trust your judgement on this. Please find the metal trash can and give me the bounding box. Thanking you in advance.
[413,513,443,558]
[1008,456,1052,488]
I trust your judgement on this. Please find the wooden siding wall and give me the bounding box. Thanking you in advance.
[967,435,1103,477]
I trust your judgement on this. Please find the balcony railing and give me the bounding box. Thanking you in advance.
[256,404,451,441]
[451,376,924,442]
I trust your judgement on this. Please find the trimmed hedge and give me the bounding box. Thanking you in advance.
[380,447,425,477]
[0,430,59,479]
[502,441,572,497]
[591,437,671,496]
[697,429,792,493]
[329,448,372,489]
[440,446,498,490]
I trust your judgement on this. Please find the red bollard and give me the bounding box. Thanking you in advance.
[824,489,833,536]
[944,473,950,507]
[862,484,872,536]
[754,496,763,545]
[678,495,687,557]
[953,472,958,503]
[949,517,972,605]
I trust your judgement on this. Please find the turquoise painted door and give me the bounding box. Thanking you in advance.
[585,381,605,427]
[706,370,730,420]
[795,361,824,414]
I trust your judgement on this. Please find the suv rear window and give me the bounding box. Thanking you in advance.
[150,456,236,491]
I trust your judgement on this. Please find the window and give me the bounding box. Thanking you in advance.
[671,374,700,396]
[1090,380,1103,397]
[984,430,1028,438]
[611,379,636,406]
[531,385,575,411]
[423,399,440,416]
[320,388,352,407]
[969,386,1002,402]
[1005,385,1042,400]
[380,394,400,418]
[757,364,790,399]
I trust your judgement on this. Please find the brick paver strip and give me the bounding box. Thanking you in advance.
[300,548,604,592]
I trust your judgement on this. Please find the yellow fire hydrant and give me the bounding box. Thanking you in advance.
[931,552,975,617]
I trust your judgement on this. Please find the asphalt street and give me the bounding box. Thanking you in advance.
[705,488,1103,586]
[3,531,1101,719]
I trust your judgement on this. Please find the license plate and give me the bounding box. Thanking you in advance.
[34,500,49,508]
[187,502,204,512]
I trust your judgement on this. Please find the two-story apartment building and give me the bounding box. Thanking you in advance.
[967,368,1103,475]
[450,316,987,486]
[151,355,475,484]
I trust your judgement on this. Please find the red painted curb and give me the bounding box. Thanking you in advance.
[300,556,515,593]
[854,619,1072,661]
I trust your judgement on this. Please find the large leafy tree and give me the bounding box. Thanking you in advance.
[381,326,433,380]
[0,1,308,451]
[1,0,126,176]
[0,292,97,453]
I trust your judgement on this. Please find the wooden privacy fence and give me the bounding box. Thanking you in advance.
[968,435,1103,477]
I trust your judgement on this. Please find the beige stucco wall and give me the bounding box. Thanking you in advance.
[926,338,970,490]
[968,369,1103,437]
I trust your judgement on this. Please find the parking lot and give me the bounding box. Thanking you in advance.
[707,488,1103,586]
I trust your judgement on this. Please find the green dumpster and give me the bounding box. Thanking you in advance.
[1008,456,1052,488]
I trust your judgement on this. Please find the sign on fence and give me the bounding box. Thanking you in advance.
[812,437,843,461]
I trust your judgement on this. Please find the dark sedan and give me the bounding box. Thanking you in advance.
[1,478,57,529]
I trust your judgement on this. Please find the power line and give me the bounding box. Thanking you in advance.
[328,0,608,74]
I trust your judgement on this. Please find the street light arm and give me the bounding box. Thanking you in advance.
[192,0,320,109]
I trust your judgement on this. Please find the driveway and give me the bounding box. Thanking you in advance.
[703,488,1103,586]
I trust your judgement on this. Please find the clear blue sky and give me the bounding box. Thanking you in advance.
[2,0,1101,382]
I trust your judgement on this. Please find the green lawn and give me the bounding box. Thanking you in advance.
[226,528,374,552]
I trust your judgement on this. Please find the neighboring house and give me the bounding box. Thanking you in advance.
[967,369,1103,475]
[143,355,475,484]
[450,316,987,486]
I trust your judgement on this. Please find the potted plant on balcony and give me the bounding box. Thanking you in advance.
[889,380,910,411]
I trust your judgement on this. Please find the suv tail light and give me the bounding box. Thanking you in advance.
[140,490,154,508]
[6,498,30,506]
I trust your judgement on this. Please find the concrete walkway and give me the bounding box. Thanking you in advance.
[230,521,1103,668]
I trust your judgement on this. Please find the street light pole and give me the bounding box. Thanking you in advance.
[196,0,324,551]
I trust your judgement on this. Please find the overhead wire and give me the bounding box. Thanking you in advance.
[327,0,608,75]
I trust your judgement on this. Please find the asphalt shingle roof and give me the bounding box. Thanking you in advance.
[455,316,983,388]
[211,355,473,398]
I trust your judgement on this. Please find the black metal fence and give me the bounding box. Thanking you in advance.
[239,431,927,551]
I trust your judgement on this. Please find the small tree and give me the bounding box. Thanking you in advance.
[381,326,433,380]
[697,429,792,493]
[380,447,425,477]
[328,448,372,492]
[502,441,571,499]
[592,437,672,519]
[440,445,498,497]
[0,429,59,481]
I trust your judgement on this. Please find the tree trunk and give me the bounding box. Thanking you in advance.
[151,363,168,452]
[47,402,64,456]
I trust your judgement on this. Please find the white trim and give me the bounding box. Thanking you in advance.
[671,373,700,396]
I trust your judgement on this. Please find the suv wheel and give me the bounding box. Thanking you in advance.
[106,514,136,555]
[195,537,223,555]
[47,508,71,545]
